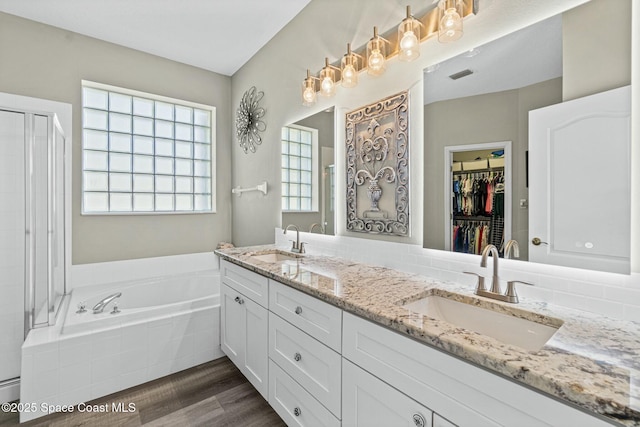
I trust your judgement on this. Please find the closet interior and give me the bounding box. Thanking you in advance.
[451,149,506,256]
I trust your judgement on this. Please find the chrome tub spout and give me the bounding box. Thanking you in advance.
[92,292,122,314]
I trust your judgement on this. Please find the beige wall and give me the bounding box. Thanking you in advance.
[563,0,632,101]
[0,12,232,264]
[423,78,562,257]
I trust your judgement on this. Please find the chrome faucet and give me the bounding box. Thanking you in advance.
[92,292,122,314]
[463,244,534,303]
[309,223,325,234]
[503,239,520,259]
[283,224,305,254]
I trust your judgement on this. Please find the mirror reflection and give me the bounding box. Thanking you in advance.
[423,1,631,274]
[281,107,335,235]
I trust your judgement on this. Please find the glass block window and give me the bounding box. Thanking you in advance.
[81,81,215,214]
[281,125,318,212]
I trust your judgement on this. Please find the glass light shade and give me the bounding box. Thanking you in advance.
[341,44,360,88]
[301,70,317,106]
[367,28,387,76]
[398,7,421,62]
[438,0,463,43]
[319,59,337,97]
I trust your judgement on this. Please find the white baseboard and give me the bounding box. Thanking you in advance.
[0,379,19,404]
[70,252,219,289]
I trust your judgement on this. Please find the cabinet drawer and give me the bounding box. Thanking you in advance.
[269,360,340,427]
[343,358,433,427]
[221,260,269,308]
[269,312,341,417]
[269,279,342,351]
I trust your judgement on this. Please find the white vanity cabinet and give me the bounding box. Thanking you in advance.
[220,260,269,399]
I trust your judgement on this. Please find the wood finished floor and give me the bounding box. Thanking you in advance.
[0,357,285,427]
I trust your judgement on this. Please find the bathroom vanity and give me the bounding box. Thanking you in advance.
[216,245,640,427]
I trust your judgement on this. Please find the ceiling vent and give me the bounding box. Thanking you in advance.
[449,69,474,80]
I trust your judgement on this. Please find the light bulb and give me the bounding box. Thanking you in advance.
[439,5,462,42]
[302,86,316,105]
[342,64,357,88]
[368,50,385,75]
[399,30,420,61]
[400,30,418,51]
[321,76,335,96]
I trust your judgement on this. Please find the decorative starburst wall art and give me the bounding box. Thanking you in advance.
[236,86,266,153]
[346,91,409,236]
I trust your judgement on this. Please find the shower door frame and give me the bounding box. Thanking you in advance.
[0,93,72,333]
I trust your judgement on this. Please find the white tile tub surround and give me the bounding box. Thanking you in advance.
[275,228,640,322]
[20,255,223,423]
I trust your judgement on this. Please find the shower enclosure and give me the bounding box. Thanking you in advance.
[0,105,67,401]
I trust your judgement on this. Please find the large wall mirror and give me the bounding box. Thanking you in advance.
[423,0,632,274]
[281,107,335,235]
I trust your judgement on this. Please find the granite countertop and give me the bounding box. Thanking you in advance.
[215,245,640,426]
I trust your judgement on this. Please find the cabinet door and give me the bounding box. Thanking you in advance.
[244,296,269,399]
[221,283,269,399]
[221,283,244,367]
[342,358,433,427]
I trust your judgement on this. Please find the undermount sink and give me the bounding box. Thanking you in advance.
[401,294,562,351]
[250,251,301,263]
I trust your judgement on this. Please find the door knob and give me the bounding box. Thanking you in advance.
[531,237,548,246]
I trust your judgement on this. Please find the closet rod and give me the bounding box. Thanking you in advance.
[453,166,504,174]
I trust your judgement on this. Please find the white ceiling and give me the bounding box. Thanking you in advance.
[0,0,312,76]
[424,15,562,104]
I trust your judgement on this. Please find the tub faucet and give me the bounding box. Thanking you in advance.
[503,239,520,259]
[93,292,122,314]
[283,224,305,253]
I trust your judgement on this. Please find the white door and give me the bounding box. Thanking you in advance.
[528,86,631,273]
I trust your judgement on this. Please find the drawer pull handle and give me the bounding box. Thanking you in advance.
[293,407,301,417]
[294,352,302,362]
[295,306,303,315]
[412,413,426,427]
[234,296,244,305]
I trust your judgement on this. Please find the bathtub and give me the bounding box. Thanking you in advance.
[20,269,224,423]
[63,270,220,335]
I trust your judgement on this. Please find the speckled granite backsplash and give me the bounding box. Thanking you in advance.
[216,245,640,426]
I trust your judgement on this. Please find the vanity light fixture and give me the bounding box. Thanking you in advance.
[398,6,423,62]
[300,2,478,106]
[319,57,340,97]
[341,43,362,88]
[302,69,319,106]
[438,0,464,43]
[366,26,389,76]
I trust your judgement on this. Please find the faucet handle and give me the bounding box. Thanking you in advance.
[463,271,486,292]
[298,242,306,254]
[289,240,298,251]
[505,280,534,303]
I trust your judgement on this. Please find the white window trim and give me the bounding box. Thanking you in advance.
[282,123,319,213]
[80,80,216,215]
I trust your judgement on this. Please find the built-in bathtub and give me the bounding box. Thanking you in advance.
[20,269,223,423]
[63,270,220,335]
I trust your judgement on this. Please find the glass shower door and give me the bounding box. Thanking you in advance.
[0,109,26,384]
